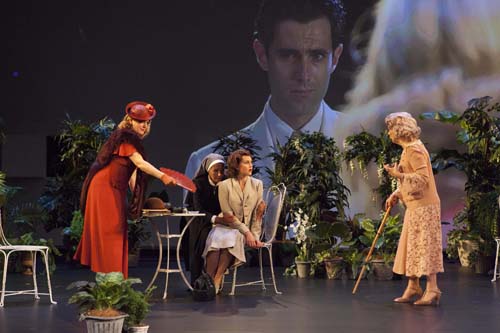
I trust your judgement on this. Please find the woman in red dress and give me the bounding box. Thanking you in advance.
[74,101,176,278]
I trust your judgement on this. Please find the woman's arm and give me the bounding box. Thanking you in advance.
[384,147,429,193]
[218,181,248,234]
[401,147,430,192]
[129,152,175,185]
[250,180,264,238]
[191,180,231,226]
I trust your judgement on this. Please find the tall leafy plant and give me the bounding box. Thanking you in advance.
[343,130,402,206]
[39,116,115,230]
[268,132,350,263]
[420,96,500,256]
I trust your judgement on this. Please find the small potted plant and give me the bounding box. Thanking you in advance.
[320,221,352,280]
[287,209,312,278]
[357,212,402,280]
[6,202,62,274]
[68,272,140,333]
[121,285,155,333]
[343,248,365,280]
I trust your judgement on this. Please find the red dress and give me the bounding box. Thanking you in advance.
[74,143,138,278]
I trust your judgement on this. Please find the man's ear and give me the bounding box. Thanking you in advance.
[330,43,343,74]
[253,39,269,71]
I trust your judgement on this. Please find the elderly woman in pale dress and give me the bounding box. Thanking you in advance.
[384,112,443,306]
[203,149,265,292]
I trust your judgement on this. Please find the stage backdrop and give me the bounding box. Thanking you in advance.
[2,0,375,207]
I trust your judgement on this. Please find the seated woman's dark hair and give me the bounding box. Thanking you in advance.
[227,149,252,178]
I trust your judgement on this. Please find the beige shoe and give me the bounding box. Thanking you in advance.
[414,289,442,306]
[393,285,424,303]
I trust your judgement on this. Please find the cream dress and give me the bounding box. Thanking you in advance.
[203,177,263,264]
[391,141,444,277]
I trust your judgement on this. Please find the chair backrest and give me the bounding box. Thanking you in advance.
[0,207,11,246]
[261,183,286,243]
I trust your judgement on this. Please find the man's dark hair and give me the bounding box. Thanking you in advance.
[254,0,346,50]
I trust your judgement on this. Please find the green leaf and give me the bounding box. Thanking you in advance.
[419,111,459,123]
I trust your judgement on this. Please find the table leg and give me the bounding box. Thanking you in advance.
[176,216,196,291]
[147,219,163,291]
[163,220,171,299]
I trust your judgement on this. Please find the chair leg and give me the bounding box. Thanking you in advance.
[267,245,282,294]
[492,240,500,282]
[0,251,8,307]
[32,251,39,299]
[41,249,57,304]
[259,248,265,290]
[230,266,238,296]
[220,274,225,292]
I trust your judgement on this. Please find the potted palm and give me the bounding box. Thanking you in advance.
[39,116,115,231]
[68,272,139,333]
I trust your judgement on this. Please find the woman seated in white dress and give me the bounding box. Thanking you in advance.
[203,149,266,292]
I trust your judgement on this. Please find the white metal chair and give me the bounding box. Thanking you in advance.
[229,183,286,295]
[493,196,500,282]
[0,208,57,306]
[493,238,500,282]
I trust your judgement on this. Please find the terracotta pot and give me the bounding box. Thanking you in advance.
[21,252,34,276]
[324,258,344,279]
[295,260,311,278]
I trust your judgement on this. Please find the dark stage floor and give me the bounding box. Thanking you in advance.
[1,261,499,333]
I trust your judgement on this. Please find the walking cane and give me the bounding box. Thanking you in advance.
[352,207,392,294]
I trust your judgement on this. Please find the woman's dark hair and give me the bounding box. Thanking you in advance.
[254,0,346,50]
[227,149,252,178]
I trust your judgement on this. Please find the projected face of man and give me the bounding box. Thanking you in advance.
[254,17,343,130]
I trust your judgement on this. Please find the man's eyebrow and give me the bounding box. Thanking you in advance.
[275,48,300,53]
[307,48,330,53]
[274,47,330,53]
